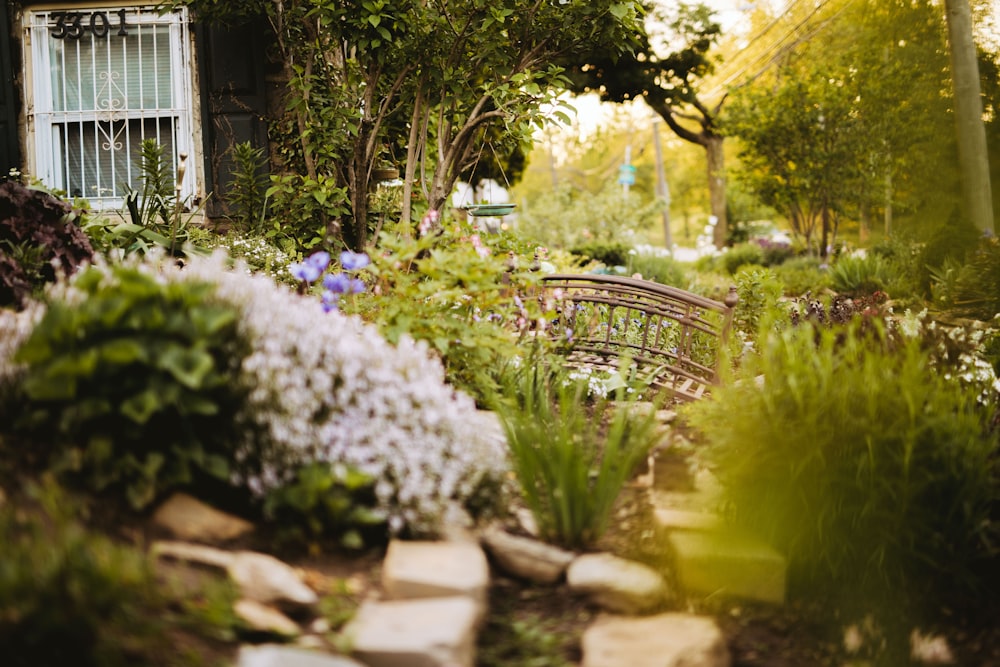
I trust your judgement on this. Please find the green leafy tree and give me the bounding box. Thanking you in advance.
[562,2,730,248]
[176,0,645,250]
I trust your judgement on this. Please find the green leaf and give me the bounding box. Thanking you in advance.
[157,345,215,389]
[120,388,164,424]
[97,338,149,365]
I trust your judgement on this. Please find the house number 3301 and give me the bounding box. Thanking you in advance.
[49,10,129,39]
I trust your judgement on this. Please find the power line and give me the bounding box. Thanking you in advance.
[703,0,845,99]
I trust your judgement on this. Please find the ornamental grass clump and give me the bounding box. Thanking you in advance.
[685,319,999,605]
[493,362,661,550]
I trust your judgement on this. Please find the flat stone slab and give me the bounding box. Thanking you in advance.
[346,597,479,667]
[653,508,722,532]
[567,553,670,614]
[381,540,489,607]
[668,529,786,604]
[480,525,575,584]
[238,644,365,667]
[582,613,730,667]
[153,492,254,542]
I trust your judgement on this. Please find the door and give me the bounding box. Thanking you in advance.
[197,18,269,219]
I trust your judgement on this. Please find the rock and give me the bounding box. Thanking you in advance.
[668,529,786,604]
[152,492,254,543]
[653,508,721,532]
[228,551,319,611]
[381,540,489,612]
[346,597,479,667]
[234,599,301,637]
[567,553,670,614]
[150,540,236,569]
[655,409,678,424]
[238,644,366,667]
[911,630,955,664]
[581,613,730,667]
[480,525,575,584]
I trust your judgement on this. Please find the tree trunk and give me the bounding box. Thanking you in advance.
[944,0,995,236]
[706,135,728,249]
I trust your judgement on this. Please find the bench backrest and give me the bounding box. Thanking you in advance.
[539,273,738,402]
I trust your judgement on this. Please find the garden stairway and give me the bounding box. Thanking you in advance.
[646,426,787,606]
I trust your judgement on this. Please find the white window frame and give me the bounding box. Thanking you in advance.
[24,4,199,210]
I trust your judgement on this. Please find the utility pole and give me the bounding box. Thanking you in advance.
[652,117,673,250]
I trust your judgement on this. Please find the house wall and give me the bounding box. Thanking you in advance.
[3,1,273,220]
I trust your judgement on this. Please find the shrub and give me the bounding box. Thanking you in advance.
[928,235,1000,320]
[0,180,94,309]
[721,242,765,275]
[179,251,511,536]
[492,362,661,549]
[3,250,511,535]
[569,240,632,268]
[626,248,689,286]
[262,462,386,552]
[771,255,829,296]
[264,173,348,251]
[352,221,543,404]
[828,252,897,296]
[0,480,239,667]
[686,320,999,603]
[732,265,786,342]
[13,261,246,509]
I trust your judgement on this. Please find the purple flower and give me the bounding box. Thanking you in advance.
[307,251,331,271]
[289,250,331,284]
[340,250,370,271]
[321,290,341,312]
[289,261,322,283]
[323,272,366,295]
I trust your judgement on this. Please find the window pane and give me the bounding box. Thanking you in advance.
[50,24,173,113]
[58,117,176,199]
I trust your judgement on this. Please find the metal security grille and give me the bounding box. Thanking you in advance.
[27,6,194,208]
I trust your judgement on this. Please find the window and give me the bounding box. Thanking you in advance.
[26,6,196,209]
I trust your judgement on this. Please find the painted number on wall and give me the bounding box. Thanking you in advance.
[49,10,129,39]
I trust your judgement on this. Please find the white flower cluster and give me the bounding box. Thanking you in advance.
[214,233,294,284]
[0,303,44,402]
[177,251,510,535]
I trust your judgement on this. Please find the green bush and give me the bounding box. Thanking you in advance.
[928,235,1000,320]
[687,320,999,602]
[0,480,239,667]
[569,240,632,269]
[354,222,543,404]
[264,173,349,251]
[13,263,246,509]
[492,362,661,549]
[263,462,387,552]
[732,265,786,342]
[626,249,689,286]
[0,180,94,310]
[828,252,896,296]
[721,242,765,275]
[771,255,829,296]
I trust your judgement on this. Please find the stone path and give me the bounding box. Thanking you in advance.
[148,405,792,667]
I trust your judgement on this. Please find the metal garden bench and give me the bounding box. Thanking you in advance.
[538,273,738,402]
